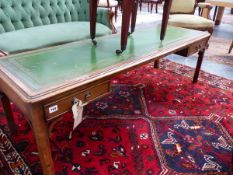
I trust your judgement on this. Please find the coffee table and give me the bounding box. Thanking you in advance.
[206,0,233,25]
[0,26,210,175]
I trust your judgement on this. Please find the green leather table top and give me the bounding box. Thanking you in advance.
[0,25,209,100]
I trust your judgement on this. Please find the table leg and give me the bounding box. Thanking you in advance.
[231,153,233,174]
[130,0,139,34]
[160,0,172,40]
[31,105,54,175]
[215,6,225,25]
[154,59,159,68]
[0,93,17,134]
[193,48,205,83]
[229,41,233,53]
[90,0,98,45]
[116,0,134,54]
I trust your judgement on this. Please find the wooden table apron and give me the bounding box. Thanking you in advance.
[206,0,233,25]
[0,27,210,175]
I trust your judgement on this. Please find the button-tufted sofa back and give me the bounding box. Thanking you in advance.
[0,0,90,34]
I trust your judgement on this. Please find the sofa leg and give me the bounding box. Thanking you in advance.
[92,40,97,45]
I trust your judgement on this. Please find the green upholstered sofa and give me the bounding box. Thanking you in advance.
[0,0,115,55]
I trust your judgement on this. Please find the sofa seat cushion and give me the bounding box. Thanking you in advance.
[169,14,214,29]
[0,22,112,53]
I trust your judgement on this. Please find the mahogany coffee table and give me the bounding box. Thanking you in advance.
[0,26,210,175]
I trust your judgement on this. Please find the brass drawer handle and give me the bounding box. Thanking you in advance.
[84,91,91,101]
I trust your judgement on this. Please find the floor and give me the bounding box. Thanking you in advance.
[169,21,233,80]
[116,6,233,80]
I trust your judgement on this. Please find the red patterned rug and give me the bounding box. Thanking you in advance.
[0,59,233,175]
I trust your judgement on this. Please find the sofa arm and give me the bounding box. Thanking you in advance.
[97,8,117,33]
[197,2,213,19]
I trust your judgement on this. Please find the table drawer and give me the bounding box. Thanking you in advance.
[44,81,110,120]
[176,40,207,57]
[187,42,205,55]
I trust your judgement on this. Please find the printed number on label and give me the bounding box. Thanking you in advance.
[49,105,58,113]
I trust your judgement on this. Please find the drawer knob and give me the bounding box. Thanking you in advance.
[84,91,91,101]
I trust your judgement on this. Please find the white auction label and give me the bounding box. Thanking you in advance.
[49,105,58,113]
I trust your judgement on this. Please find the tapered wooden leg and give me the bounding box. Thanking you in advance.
[193,49,205,83]
[115,6,118,22]
[30,105,54,175]
[148,2,150,12]
[229,41,233,53]
[160,0,173,41]
[198,7,202,16]
[90,0,98,44]
[213,6,218,21]
[231,153,233,173]
[139,0,142,11]
[215,6,224,25]
[0,93,17,134]
[154,59,159,68]
[231,153,233,174]
[131,0,139,34]
[116,0,133,54]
